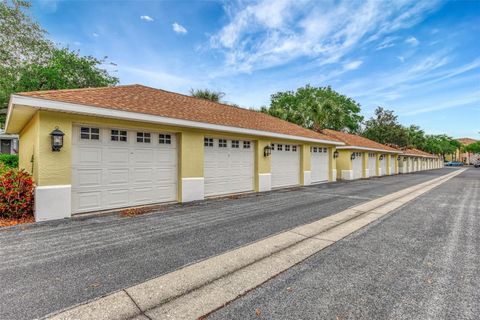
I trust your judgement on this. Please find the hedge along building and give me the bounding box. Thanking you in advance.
[398,148,441,173]
[321,129,402,180]
[5,85,343,221]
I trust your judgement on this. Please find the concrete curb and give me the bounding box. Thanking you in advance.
[45,169,465,320]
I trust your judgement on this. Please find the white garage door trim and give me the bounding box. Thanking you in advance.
[368,153,377,177]
[390,155,396,174]
[204,137,254,197]
[72,125,177,214]
[352,152,363,179]
[380,155,387,176]
[311,146,329,183]
[271,143,300,188]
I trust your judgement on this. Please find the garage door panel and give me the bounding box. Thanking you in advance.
[271,145,300,188]
[74,169,102,187]
[311,148,329,183]
[204,138,254,197]
[75,147,103,165]
[72,126,177,213]
[352,156,362,179]
[105,169,130,186]
[75,191,103,212]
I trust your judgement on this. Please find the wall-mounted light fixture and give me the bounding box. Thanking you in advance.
[350,153,356,160]
[379,154,384,160]
[397,156,401,161]
[333,150,339,159]
[263,145,272,157]
[50,127,65,152]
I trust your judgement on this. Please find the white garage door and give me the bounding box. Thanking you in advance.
[204,137,254,197]
[352,152,363,179]
[271,143,300,188]
[311,146,329,183]
[72,126,177,214]
[408,158,413,172]
[390,155,396,174]
[379,155,387,176]
[368,153,377,177]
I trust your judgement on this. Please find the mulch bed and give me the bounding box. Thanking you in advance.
[0,216,35,227]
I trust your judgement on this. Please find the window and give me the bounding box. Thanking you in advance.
[313,147,318,153]
[292,146,297,152]
[80,127,100,140]
[136,132,151,143]
[204,137,213,147]
[323,148,328,153]
[219,139,227,147]
[159,134,172,144]
[111,129,127,142]
[285,145,290,151]
[243,141,251,149]
[231,140,239,148]
[277,144,283,151]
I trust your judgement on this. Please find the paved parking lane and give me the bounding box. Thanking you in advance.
[0,168,456,320]
[209,168,479,320]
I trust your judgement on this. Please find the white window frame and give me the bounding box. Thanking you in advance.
[285,145,291,151]
[243,141,251,149]
[136,132,151,143]
[159,134,172,144]
[111,129,127,142]
[204,137,214,147]
[80,127,100,140]
[219,139,227,148]
[277,144,283,151]
[231,140,239,148]
[292,146,297,152]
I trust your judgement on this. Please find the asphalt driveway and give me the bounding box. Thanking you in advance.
[0,168,457,320]
[209,168,479,320]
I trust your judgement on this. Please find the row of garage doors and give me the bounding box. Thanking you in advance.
[72,126,330,214]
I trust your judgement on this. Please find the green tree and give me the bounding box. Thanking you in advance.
[263,85,363,133]
[423,135,461,158]
[464,141,480,154]
[189,89,225,102]
[405,125,426,149]
[362,107,408,146]
[0,1,118,127]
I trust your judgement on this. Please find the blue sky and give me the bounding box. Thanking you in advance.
[32,0,479,138]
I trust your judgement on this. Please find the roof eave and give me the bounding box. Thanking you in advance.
[9,94,345,145]
[336,145,402,153]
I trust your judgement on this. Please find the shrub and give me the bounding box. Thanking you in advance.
[0,154,19,169]
[0,168,34,219]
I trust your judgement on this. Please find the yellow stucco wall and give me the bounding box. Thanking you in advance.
[336,149,352,179]
[18,112,39,181]
[328,147,336,181]
[22,111,338,194]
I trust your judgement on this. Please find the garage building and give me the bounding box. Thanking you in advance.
[5,85,343,221]
[321,129,401,180]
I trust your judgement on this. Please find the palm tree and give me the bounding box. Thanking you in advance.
[189,89,225,103]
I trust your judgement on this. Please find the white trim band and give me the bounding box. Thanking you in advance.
[8,95,344,145]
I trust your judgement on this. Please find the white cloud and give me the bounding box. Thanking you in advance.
[73,41,81,46]
[405,36,420,46]
[92,32,99,37]
[401,93,480,115]
[172,22,188,34]
[343,60,363,70]
[140,15,154,22]
[210,0,442,73]
[397,56,405,63]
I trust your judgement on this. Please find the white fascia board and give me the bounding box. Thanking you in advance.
[4,95,15,133]
[336,145,402,154]
[10,95,345,145]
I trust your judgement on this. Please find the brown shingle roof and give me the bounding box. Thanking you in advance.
[403,148,436,158]
[321,129,399,152]
[17,85,340,143]
[457,138,478,145]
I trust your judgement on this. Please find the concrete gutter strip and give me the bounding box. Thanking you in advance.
[45,169,465,320]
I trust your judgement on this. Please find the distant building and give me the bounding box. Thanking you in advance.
[0,129,19,154]
[446,138,479,164]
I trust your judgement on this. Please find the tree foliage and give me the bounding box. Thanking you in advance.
[464,141,480,154]
[362,107,408,146]
[422,134,461,156]
[263,85,363,133]
[189,88,225,102]
[0,0,118,126]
